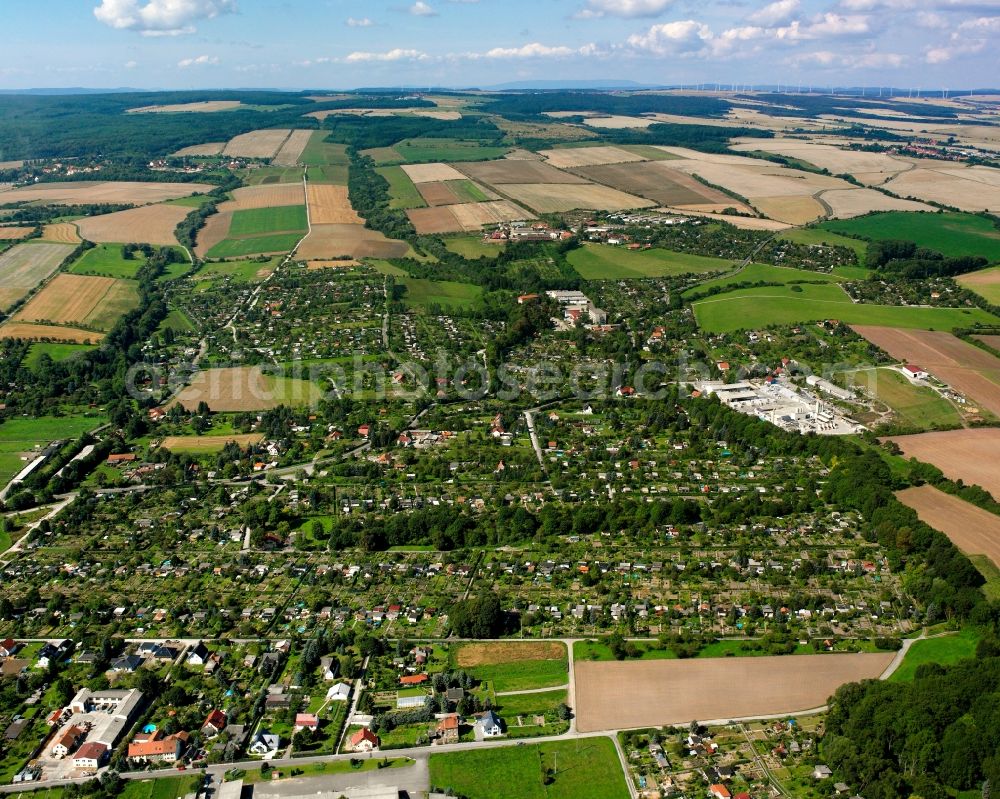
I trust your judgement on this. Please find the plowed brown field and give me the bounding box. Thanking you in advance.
[897,485,1000,568]
[885,428,1000,498]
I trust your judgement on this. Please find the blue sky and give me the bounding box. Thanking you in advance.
[1,0,997,89]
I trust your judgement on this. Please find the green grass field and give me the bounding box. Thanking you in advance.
[851,367,962,429]
[492,689,567,717]
[159,308,195,333]
[692,282,999,333]
[121,777,202,799]
[300,132,350,168]
[207,233,303,259]
[569,243,733,279]
[958,265,1000,305]
[684,262,845,298]
[888,628,980,682]
[573,639,676,661]
[0,415,104,486]
[228,205,307,237]
[429,739,629,799]
[68,244,141,279]
[24,342,96,369]
[392,138,508,164]
[242,166,303,186]
[197,257,280,283]
[969,555,1000,601]
[779,227,868,263]
[165,194,215,208]
[447,179,490,203]
[468,659,568,692]
[820,211,1000,262]
[444,236,501,259]
[376,166,426,209]
[398,276,483,310]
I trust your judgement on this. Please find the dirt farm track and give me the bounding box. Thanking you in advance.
[574,653,893,732]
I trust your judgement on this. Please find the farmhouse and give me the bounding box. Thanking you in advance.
[52,725,86,758]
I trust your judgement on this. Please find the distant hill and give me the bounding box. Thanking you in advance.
[482,79,661,91]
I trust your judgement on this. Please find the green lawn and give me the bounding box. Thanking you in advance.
[429,738,630,799]
[684,262,845,298]
[573,639,676,661]
[469,659,568,692]
[198,257,280,283]
[779,227,868,263]
[24,342,96,368]
[120,776,201,799]
[69,244,142,278]
[445,236,501,259]
[392,138,508,164]
[398,276,483,310]
[493,689,567,717]
[159,308,195,333]
[228,205,308,237]
[969,555,1000,601]
[820,211,1000,262]
[0,415,104,486]
[958,265,1000,305]
[207,233,303,259]
[569,243,733,279]
[376,166,426,209]
[851,367,962,429]
[888,628,980,682]
[692,282,999,333]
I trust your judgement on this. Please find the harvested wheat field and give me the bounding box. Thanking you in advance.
[0,227,35,240]
[13,274,137,330]
[574,653,894,732]
[0,242,76,311]
[307,184,362,224]
[407,201,534,234]
[228,183,304,210]
[0,322,104,343]
[129,100,244,113]
[223,129,292,159]
[852,326,1000,416]
[400,163,468,183]
[886,429,1000,499]
[171,366,322,411]
[456,641,566,668]
[729,138,912,181]
[161,433,265,452]
[172,142,225,157]
[753,196,826,225]
[898,485,1000,568]
[306,260,360,270]
[540,145,646,169]
[573,161,736,208]
[77,204,190,246]
[4,181,212,205]
[583,115,656,129]
[273,129,313,167]
[456,160,587,185]
[40,223,81,243]
[195,211,233,258]
[296,224,409,260]
[883,167,1000,213]
[657,209,792,230]
[818,188,930,218]
[501,183,655,214]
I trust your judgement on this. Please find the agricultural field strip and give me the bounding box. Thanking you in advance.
[886,429,1000,499]
[897,485,1000,569]
[0,242,76,311]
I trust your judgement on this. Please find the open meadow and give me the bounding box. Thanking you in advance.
[693,284,996,333]
[569,243,733,279]
[453,641,567,692]
[407,201,533,234]
[958,265,1000,304]
[0,242,75,311]
[574,653,894,732]
[822,211,1000,261]
[376,166,426,209]
[850,367,962,429]
[0,415,105,487]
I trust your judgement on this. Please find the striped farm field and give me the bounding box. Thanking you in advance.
[0,322,105,343]
[306,184,362,224]
[40,223,82,243]
[161,434,265,452]
[0,242,76,311]
[12,273,138,330]
[0,227,35,240]
[78,204,190,246]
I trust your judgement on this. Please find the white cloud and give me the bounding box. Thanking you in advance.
[94,0,235,36]
[483,43,579,58]
[626,20,714,54]
[346,17,373,27]
[177,54,219,67]
[774,12,871,39]
[748,0,800,25]
[409,1,437,15]
[575,0,673,19]
[344,48,429,62]
[124,59,138,69]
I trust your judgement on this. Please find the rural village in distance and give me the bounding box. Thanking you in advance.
[2,3,1000,799]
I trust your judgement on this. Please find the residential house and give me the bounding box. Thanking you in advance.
[436,714,459,744]
[326,683,351,702]
[294,713,319,732]
[109,655,143,673]
[476,710,503,738]
[0,639,20,658]
[52,725,86,758]
[128,732,184,763]
[813,765,833,780]
[350,727,379,752]
[248,732,280,758]
[709,786,731,799]
[201,709,227,738]
[187,643,209,665]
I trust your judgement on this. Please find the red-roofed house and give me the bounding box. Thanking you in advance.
[201,709,227,738]
[350,727,379,752]
[73,742,108,770]
[128,733,184,763]
[399,673,428,686]
[710,786,731,799]
[294,714,319,732]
